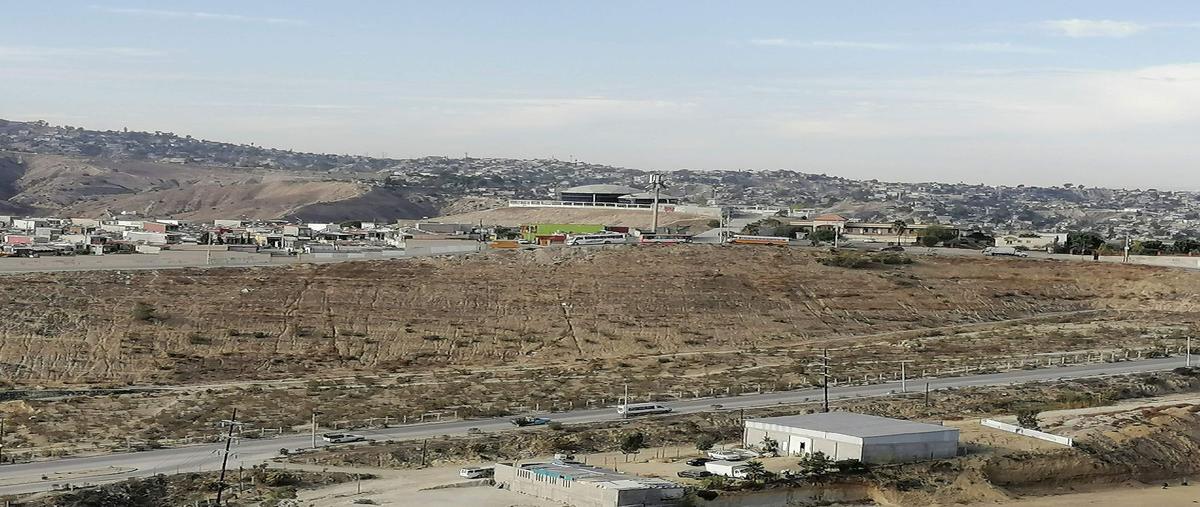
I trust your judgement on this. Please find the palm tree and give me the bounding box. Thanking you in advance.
[742,460,769,483]
[892,219,908,246]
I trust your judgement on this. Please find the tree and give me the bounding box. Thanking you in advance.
[833,459,868,475]
[695,434,717,452]
[1016,408,1040,430]
[808,228,836,244]
[1064,231,1105,255]
[742,460,770,483]
[620,432,646,456]
[919,225,957,247]
[759,436,779,456]
[892,220,908,246]
[797,451,834,479]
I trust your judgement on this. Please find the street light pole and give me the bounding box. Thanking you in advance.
[1188,336,1193,368]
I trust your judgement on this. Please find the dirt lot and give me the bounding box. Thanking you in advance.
[1,245,1195,386]
[1,247,1199,453]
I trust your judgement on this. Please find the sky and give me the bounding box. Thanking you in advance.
[2,1,1199,189]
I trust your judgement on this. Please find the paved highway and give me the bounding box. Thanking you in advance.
[0,356,1187,496]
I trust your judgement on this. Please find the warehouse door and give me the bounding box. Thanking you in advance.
[787,435,812,456]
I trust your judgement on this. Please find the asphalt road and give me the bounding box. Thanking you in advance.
[0,356,1188,496]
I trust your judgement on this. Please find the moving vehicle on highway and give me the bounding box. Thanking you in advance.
[321,433,365,443]
[510,416,553,427]
[616,402,673,417]
[982,246,1028,257]
[727,234,790,246]
[459,466,495,479]
[566,232,627,246]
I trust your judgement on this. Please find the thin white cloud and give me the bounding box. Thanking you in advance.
[750,39,1052,54]
[0,46,166,61]
[750,39,904,50]
[944,42,1053,55]
[93,6,307,26]
[1040,19,1147,38]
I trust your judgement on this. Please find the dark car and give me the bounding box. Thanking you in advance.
[881,245,905,252]
[677,469,713,479]
[685,457,712,467]
[510,416,552,427]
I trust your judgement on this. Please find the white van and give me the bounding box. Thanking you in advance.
[617,403,672,417]
[459,466,494,479]
[566,232,626,246]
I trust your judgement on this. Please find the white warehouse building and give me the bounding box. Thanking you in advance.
[744,412,958,464]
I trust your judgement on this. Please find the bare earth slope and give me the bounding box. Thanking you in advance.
[0,246,1196,386]
[0,151,436,221]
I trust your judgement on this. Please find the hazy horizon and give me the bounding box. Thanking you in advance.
[3,1,1199,189]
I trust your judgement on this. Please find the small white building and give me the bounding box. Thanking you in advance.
[494,461,683,507]
[744,412,958,464]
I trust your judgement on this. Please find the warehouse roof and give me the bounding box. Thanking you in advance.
[747,412,953,438]
[618,192,682,200]
[561,184,643,195]
[519,462,680,490]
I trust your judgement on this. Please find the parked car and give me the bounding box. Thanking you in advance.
[321,433,365,444]
[729,448,761,458]
[880,245,905,252]
[511,416,552,427]
[459,466,494,479]
[685,457,712,467]
[677,469,713,479]
[706,450,744,461]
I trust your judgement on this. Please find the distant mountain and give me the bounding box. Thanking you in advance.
[1,118,1196,239]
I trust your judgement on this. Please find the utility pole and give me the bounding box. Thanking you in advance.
[810,349,832,413]
[622,383,629,419]
[1188,336,1193,368]
[0,417,5,464]
[924,382,930,408]
[896,360,914,393]
[215,408,238,506]
[311,410,321,449]
[649,174,663,233]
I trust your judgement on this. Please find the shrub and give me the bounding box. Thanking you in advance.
[131,302,157,322]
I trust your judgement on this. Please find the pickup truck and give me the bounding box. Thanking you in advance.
[510,416,552,427]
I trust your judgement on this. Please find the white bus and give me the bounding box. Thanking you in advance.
[566,232,627,246]
[638,233,692,244]
[617,402,673,417]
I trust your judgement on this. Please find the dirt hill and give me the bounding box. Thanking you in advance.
[0,152,437,221]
